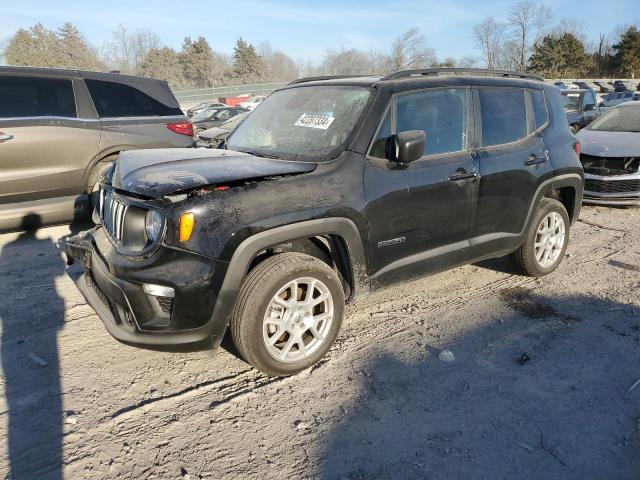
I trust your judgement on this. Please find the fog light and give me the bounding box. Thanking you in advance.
[143,283,175,298]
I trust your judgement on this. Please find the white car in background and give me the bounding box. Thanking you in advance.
[239,95,267,111]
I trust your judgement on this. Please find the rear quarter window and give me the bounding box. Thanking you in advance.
[0,76,76,119]
[530,90,548,129]
[479,87,527,147]
[84,79,182,118]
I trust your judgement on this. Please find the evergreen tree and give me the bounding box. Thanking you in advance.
[56,22,104,70]
[141,47,183,87]
[179,36,215,88]
[612,27,640,78]
[233,37,262,82]
[4,22,102,70]
[529,33,590,77]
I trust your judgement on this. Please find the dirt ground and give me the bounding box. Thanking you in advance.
[0,205,639,480]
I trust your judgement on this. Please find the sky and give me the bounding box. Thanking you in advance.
[1,0,637,64]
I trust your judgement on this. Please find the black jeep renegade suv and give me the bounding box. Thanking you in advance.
[66,69,584,377]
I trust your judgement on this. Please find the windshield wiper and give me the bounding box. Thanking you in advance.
[241,150,280,159]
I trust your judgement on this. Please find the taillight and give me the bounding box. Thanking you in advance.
[166,122,193,136]
[573,142,580,156]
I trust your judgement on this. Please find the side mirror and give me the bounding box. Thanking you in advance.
[392,130,426,165]
[584,104,597,111]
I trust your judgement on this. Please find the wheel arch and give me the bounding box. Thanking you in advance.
[223,218,369,303]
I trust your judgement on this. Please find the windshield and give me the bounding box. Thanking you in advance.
[227,85,372,161]
[192,107,219,122]
[221,112,248,130]
[588,106,640,132]
[561,92,580,110]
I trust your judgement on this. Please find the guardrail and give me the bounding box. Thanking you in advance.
[174,82,287,105]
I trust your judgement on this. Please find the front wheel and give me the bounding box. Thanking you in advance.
[513,198,570,277]
[229,253,345,376]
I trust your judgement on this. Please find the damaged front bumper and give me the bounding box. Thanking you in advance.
[583,172,640,206]
[65,227,231,347]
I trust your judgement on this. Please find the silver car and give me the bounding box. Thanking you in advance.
[576,102,640,206]
[0,66,194,232]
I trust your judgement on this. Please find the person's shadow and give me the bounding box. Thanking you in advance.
[1,214,65,479]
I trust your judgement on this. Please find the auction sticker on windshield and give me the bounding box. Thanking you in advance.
[295,113,335,130]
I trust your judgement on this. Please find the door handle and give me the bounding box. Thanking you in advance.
[449,169,479,182]
[0,133,14,143]
[524,153,547,166]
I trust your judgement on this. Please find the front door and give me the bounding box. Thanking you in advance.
[364,87,478,286]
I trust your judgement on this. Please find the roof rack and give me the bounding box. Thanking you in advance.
[382,68,543,82]
[288,74,375,86]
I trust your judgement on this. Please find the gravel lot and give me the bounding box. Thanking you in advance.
[1,206,639,479]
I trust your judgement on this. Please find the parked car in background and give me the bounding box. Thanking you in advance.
[593,81,614,93]
[599,90,639,109]
[186,101,228,118]
[0,66,193,233]
[613,80,635,92]
[66,68,583,376]
[191,106,248,135]
[576,102,640,206]
[238,95,266,110]
[561,89,601,133]
[195,112,249,148]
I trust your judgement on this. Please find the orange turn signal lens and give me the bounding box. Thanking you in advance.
[179,212,195,242]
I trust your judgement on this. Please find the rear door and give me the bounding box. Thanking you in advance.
[0,74,100,206]
[83,78,193,151]
[469,86,552,260]
[365,87,478,286]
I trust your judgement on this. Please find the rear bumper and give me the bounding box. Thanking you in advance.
[583,172,640,207]
[65,228,232,346]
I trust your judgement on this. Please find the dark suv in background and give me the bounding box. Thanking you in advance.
[560,88,601,133]
[67,68,583,377]
[0,66,194,232]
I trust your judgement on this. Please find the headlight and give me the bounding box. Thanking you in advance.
[145,210,164,243]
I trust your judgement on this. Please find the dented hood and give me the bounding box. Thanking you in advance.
[112,148,317,198]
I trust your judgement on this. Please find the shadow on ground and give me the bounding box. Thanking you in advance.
[320,292,640,480]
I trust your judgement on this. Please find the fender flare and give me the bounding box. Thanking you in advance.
[206,218,369,342]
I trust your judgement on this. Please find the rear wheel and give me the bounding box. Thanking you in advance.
[230,253,344,377]
[513,198,569,277]
[569,124,579,134]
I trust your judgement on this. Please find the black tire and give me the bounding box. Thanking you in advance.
[513,198,570,277]
[230,252,345,377]
[87,158,115,210]
[569,124,579,134]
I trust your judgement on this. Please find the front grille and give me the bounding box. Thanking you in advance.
[99,188,128,243]
[585,178,640,194]
[581,153,640,176]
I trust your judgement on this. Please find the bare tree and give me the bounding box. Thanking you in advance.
[389,27,436,71]
[507,1,551,71]
[322,48,372,75]
[105,24,160,74]
[473,17,506,69]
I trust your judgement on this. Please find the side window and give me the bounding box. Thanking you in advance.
[369,109,391,159]
[478,88,527,146]
[0,76,76,119]
[530,90,548,129]
[396,88,466,156]
[84,79,182,118]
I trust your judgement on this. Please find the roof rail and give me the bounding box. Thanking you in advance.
[382,68,543,82]
[288,74,375,86]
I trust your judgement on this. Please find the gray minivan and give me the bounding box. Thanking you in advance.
[0,66,194,232]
